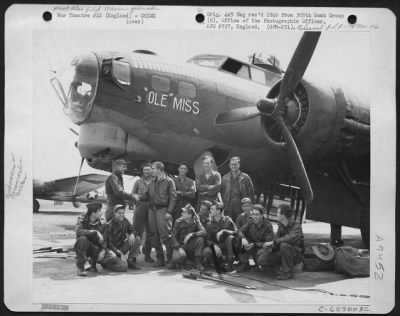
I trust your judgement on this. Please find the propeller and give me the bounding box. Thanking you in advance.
[276,116,313,202]
[215,32,321,203]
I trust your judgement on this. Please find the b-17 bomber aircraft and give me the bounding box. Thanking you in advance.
[33,174,108,212]
[50,32,370,247]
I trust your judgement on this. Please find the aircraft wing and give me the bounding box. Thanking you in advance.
[34,174,108,199]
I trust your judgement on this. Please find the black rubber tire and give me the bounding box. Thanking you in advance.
[33,199,40,213]
[73,200,81,208]
[360,207,370,249]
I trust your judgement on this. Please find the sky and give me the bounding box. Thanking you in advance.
[33,29,369,181]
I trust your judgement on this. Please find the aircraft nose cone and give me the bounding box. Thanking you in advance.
[65,53,99,124]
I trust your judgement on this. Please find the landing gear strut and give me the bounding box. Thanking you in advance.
[360,207,370,249]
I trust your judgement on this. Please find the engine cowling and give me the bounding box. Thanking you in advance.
[261,79,369,164]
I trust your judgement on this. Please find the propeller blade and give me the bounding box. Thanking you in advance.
[276,116,313,202]
[279,32,321,101]
[73,157,85,197]
[215,107,260,125]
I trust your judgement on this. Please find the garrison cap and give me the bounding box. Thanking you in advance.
[253,204,265,213]
[113,159,128,166]
[181,203,195,214]
[86,202,102,212]
[213,200,224,209]
[241,197,252,205]
[199,200,212,208]
[113,204,125,213]
[178,161,190,168]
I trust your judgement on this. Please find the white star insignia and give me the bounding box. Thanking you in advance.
[87,191,98,200]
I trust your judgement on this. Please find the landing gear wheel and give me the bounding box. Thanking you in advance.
[34,199,40,213]
[360,207,370,249]
[73,200,81,208]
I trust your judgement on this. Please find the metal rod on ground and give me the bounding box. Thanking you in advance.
[199,273,256,290]
[33,247,64,253]
[182,270,256,290]
[230,273,369,298]
[33,247,52,252]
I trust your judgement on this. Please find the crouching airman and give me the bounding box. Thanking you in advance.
[260,205,304,280]
[236,204,274,272]
[168,204,206,271]
[102,204,142,271]
[74,202,107,276]
[203,201,240,272]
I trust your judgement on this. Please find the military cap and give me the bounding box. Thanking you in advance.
[200,200,212,208]
[241,197,252,205]
[181,203,196,215]
[178,161,190,168]
[213,200,224,209]
[312,243,335,261]
[86,202,102,212]
[113,204,125,213]
[253,204,265,213]
[113,159,128,166]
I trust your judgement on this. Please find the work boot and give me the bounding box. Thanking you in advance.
[154,257,165,268]
[236,262,250,273]
[331,239,344,247]
[127,258,141,270]
[85,258,98,272]
[293,262,304,273]
[165,239,173,262]
[276,270,293,280]
[167,262,177,269]
[85,265,98,272]
[77,268,87,277]
[226,261,234,272]
[145,255,155,263]
[194,257,205,272]
[127,257,140,270]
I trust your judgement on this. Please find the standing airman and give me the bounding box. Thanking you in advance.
[221,157,255,222]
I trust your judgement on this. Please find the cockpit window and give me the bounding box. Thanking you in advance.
[221,58,250,79]
[112,60,131,85]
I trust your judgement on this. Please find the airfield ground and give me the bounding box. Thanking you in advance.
[32,200,370,311]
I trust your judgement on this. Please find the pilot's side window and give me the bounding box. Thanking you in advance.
[236,65,250,79]
[250,67,267,85]
[221,58,250,80]
[151,75,170,92]
[178,81,196,98]
[111,60,131,86]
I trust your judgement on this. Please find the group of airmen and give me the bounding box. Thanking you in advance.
[74,156,304,280]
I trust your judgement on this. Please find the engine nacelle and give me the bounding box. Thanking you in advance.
[262,79,369,163]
